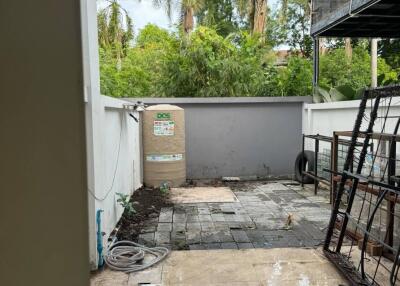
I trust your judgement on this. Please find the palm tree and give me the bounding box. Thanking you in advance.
[345,37,352,62]
[252,0,268,34]
[235,0,268,35]
[152,0,204,35]
[97,0,134,61]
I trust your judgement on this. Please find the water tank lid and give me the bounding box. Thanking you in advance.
[146,104,183,111]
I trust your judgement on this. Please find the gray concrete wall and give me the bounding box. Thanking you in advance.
[125,97,311,179]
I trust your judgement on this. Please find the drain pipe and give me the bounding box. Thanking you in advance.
[96,209,104,268]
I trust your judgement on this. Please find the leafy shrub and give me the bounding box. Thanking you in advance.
[116,192,136,215]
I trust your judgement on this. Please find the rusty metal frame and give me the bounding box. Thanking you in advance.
[324,85,400,285]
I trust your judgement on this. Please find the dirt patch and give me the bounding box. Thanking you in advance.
[116,187,172,241]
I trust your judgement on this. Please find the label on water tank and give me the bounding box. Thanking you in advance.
[146,154,183,162]
[155,112,171,119]
[154,120,174,136]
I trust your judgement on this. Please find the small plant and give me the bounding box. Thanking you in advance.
[160,182,170,195]
[116,192,136,215]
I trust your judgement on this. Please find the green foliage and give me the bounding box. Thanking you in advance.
[319,46,398,91]
[98,14,399,99]
[162,27,277,97]
[160,182,170,194]
[195,0,239,37]
[269,0,312,57]
[274,56,313,97]
[98,0,133,60]
[116,192,136,215]
[380,39,400,74]
[313,85,364,103]
[99,24,179,97]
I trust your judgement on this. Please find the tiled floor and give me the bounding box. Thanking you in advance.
[91,181,349,286]
[138,181,332,250]
[91,248,348,286]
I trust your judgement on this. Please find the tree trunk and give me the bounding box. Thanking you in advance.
[183,7,194,35]
[345,37,352,62]
[249,0,255,32]
[319,38,327,55]
[252,0,267,35]
[371,38,378,88]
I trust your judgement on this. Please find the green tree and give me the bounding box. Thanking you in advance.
[234,0,268,35]
[273,0,312,57]
[162,26,277,97]
[277,56,313,96]
[379,39,400,76]
[153,0,204,35]
[97,0,133,61]
[319,46,397,91]
[99,24,179,97]
[195,0,238,37]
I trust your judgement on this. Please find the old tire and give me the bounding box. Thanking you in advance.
[294,151,315,184]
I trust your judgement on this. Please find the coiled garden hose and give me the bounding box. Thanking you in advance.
[104,241,169,273]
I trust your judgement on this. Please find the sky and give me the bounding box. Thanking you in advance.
[98,0,280,34]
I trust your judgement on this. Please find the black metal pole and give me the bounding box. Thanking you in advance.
[323,90,371,251]
[335,94,381,252]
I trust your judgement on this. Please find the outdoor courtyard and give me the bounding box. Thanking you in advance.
[91,181,345,285]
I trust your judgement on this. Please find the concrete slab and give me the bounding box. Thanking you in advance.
[91,248,348,286]
[169,187,238,204]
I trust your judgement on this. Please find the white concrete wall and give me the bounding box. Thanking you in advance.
[87,96,142,269]
[80,0,142,269]
[303,99,400,150]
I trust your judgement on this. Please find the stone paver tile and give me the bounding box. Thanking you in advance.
[155,231,170,245]
[173,213,187,223]
[220,242,238,249]
[186,222,201,231]
[204,243,221,249]
[227,222,243,229]
[187,214,200,222]
[201,231,220,243]
[211,213,225,222]
[159,207,173,223]
[237,243,254,249]
[200,222,215,231]
[198,207,210,215]
[186,231,201,244]
[172,222,186,232]
[214,222,230,231]
[189,244,206,250]
[216,230,235,243]
[157,222,172,232]
[198,214,213,222]
[245,230,268,243]
[138,232,155,246]
[231,230,250,243]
